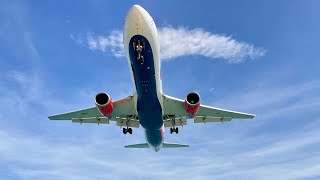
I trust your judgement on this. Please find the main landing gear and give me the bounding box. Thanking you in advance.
[170,127,178,134]
[123,127,132,134]
[168,116,179,134]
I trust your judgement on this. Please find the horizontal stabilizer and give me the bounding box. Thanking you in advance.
[124,142,189,148]
[125,143,149,148]
[162,143,189,148]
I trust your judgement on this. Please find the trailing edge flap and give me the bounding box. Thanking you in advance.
[124,143,189,148]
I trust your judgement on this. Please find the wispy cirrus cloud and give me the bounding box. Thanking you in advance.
[1,65,320,179]
[5,78,319,179]
[158,27,266,62]
[71,26,266,63]
[71,31,124,58]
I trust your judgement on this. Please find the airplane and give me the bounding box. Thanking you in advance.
[48,5,255,152]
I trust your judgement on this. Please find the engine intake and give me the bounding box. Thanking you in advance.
[184,92,200,116]
[95,92,113,116]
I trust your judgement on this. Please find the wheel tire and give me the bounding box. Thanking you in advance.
[176,127,179,134]
[129,128,132,134]
[170,128,173,134]
[123,128,127,134]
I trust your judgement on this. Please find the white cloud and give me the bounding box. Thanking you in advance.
[1,118,320,180]
[215,80,320,112]
[1,68,320,179]
[158,27,265,62]
[1,67,319,178]
[87,31,124,58]
[72,26,266,63]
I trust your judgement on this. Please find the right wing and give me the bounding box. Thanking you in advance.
[163,94,255,127]
[48,94,139,128]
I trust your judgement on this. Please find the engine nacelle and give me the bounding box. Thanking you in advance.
[184,92,200,116]
[95,92,113,116]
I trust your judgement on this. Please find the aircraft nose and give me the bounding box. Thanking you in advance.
[127,5,144,19]
[123,5,154,55]
[124,5,148,36]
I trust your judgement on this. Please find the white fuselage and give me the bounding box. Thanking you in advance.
[123,5,165,151]
[123,5,163,102]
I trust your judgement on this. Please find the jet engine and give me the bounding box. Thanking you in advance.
[95,92,113,116]
[184,92,200,116]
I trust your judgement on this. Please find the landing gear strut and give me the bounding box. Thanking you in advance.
[169,116,178,134]
[170,127,178,134]
[123,127,132,134]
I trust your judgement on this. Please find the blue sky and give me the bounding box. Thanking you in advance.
[1,0,320,179]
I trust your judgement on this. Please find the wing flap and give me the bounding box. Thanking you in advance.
[71,117,109,124]
[163,116,187,127]
[194,116,232,123]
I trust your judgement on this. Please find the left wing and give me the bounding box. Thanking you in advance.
[48,95,139,128]
[162,94,255,127]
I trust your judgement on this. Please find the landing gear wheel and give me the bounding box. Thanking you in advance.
[123,128,127,134]
[170,127,178,134]
[123,128,132,134]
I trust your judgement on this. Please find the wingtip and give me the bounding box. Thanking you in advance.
[48,115,59,120]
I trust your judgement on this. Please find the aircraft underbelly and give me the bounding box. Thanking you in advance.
[129,35,163,147]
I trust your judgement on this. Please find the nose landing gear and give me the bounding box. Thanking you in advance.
[133,40,145,64]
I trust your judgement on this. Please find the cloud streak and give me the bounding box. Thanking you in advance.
[158,27,265,62]
[86,30,124,58]
[72,26,266,63]
[1,67,320,179]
